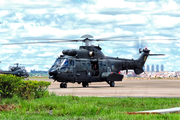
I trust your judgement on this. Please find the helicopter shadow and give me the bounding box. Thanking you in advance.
[51,85,125,89]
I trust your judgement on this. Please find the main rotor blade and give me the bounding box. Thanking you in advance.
[2,37,179,45]
[2,40,81,45]
[95,35,134,40]
[24,38,78,41]
[0,61,47,65]
[96,38,178,41]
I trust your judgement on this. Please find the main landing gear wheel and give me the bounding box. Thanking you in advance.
[60,83,67,88]
[110,81,115,87]
[82,82,89,87]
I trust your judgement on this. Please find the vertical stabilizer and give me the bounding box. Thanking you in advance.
[134,48,150,74]
[137,48,150,68]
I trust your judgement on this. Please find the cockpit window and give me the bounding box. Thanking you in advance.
[53,58,68,66]
[61,59,68,66]
[69,59,75,67]
[54,59,62,66]
[81,62,86,70]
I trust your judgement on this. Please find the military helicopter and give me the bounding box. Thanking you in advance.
[3,34,166,88]
[0,63,29,78]
[47,34,165,88]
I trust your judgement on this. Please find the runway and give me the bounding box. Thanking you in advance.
[33,78,180,97]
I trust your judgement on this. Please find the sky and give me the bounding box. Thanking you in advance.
[0,0,180,72]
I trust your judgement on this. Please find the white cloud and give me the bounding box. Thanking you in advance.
[153,16,180,28]
[95,0,136,9]
[162,0,179,11]
[22,49,37,54]
[38,52,55,57]
[0,10,9,17]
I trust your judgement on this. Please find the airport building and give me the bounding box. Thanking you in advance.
[151,65,154,72]
[146,65,150,72]
[156,64,159,72]
[161,64,164,71]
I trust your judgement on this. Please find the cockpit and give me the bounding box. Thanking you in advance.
[52,58,75,73]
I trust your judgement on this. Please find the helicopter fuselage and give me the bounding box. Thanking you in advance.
[49,45,150,88]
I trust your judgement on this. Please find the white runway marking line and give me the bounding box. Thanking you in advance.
[138,107,180,114]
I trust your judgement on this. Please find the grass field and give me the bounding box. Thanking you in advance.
[0,95,180,120]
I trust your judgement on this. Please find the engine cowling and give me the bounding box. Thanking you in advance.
[62,49,77,56]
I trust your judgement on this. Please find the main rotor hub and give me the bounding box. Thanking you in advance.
[81,34,94,39]
[81,34,94,46]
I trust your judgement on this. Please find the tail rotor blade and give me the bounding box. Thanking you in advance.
[149,54,165,56]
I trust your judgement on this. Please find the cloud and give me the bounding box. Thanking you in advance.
[37,52,55,57]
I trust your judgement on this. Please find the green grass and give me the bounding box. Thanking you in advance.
[0,95,180,120]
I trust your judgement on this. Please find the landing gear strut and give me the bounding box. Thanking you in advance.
[82,82,89,87]
[106,81,115,87]
[60,82,67,88]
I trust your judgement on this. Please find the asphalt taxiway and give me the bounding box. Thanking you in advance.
[35,78,180,97]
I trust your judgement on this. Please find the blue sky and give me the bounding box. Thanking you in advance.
[0,0,180,71]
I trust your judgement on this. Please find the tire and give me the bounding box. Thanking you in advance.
[82,82,89,87]
[82,82,86,87]
[64,83,67,88]
[110,81,115,87]
[60,83,63,88]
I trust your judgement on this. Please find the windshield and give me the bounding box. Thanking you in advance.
[53,58,68,67]
[61,59,68,66]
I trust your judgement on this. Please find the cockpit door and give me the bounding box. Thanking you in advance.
[78,60,89,80]
[69,59,75,73]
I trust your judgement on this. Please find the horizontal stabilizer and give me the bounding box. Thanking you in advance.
[149,54,165,56]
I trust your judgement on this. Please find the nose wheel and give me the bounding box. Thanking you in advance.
[60,82,67,88]
[82,82,89,87]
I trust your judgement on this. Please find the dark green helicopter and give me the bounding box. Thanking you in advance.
[3,34,166,88]
[0,63,29,78]
[47,34,164,88]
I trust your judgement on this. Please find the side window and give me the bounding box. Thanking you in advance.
[69,59,75,67]
[87,62,91,70]
[99,62,103,71]
[81,62,86,70]
[64,60,68,67]
[111,64,114,71]
[107,67,111,72]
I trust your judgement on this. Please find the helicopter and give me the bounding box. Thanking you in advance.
[3,34,166,88]
[0,63,29,78]
[47,34,165,88]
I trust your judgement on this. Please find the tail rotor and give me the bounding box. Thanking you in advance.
[133,40,148,58]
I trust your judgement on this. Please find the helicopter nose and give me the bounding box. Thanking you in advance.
[49,69,57,77]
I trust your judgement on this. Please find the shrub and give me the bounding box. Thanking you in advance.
[0,74,51,100]
[16,80,51,99]
[0,74,23,98]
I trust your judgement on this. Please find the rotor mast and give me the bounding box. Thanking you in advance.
[81,34,94,46]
